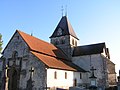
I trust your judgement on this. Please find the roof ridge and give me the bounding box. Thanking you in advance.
[31,51,76,71]
[30,49,69,61]
[78,42,105,47]
[17,30,69,60]
[73,42,106,56]
[17,30,52,45]
[65,16,79,40]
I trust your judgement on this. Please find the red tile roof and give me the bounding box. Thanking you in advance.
[18,30,68,60]
[31,51,76,71]
[17,30,76,71]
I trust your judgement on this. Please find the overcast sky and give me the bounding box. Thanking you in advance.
[0,0,120,75]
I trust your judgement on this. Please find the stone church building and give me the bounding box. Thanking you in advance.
[0,16,116,90]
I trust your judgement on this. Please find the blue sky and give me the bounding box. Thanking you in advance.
[0,0,120,75]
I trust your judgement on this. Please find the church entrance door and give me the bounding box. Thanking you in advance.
[8,68,18,90]
[11,70,17,90]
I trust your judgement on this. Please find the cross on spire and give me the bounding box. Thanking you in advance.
[61,6,64,17]
[61,5,68,17]
[65,5,67,16]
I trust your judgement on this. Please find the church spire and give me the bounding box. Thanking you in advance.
[50,16,79,57]
[50,16,79,40]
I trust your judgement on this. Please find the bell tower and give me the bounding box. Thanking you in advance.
[50,16,79,57]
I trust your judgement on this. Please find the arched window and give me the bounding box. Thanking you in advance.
[61,37,65,44]
[8,68,18,90]
[75,41,77,46]
[11,70,18,90]
[61,39,65,44]
[54,71,57,79]
[12,51,18,59]
[74,78,77,86]
[80,73,82,79]
[65,72,67,79]
[72,39,74,45]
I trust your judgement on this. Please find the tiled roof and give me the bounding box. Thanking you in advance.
[50,16,79,40]
[17,30,79,71]
[31,51,76,71]
[62,60,87,72]
[73,43,106,56]
[18,30,68,60]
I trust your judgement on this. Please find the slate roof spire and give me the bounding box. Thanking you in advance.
[50,16,79,40]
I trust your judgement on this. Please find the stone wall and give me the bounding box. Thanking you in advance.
[2,32,47,90]
[106,59,116,86]
[72,54,109,88]
[19,53,47,90]
[50,35,79,58]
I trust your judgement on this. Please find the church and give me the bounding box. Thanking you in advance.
[0,16,116,90]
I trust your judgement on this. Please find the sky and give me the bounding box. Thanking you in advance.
[0,0,120,75]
